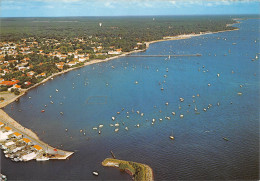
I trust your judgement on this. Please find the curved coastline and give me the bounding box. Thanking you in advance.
[102,158,154,181]
[0,26,239,162]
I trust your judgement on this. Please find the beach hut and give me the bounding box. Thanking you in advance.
[13,132,22,139]
[22,138,32,145]
[0,122,4,128]
[33,145,43,152]
[4,126,12,132]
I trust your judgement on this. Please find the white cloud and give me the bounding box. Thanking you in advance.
[104,2,115,8]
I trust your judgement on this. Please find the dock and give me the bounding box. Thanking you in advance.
[126,54,202,57]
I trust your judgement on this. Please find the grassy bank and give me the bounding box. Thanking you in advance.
[102,158,153,181]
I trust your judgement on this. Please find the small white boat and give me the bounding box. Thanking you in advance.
[172,112,175,115]
[136,124,140,127]
[36,157,49,161]
[114,128,119,132]
[112,117,115,121]
[179,98,184,102]
[56,89,59,92]
[93,171,99,176]
[180,114,184,118]
[165,102,169,106]
[93,127,98,130]
[115,123,119,127]
[194,105,198,111]
[125,127,128,131]
[99,124,104,128]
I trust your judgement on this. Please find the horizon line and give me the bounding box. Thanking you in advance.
[1,13,259,18]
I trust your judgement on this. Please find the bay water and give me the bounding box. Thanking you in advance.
[1,19,259,180]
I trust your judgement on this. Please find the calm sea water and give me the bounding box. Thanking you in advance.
[1,19,259,180]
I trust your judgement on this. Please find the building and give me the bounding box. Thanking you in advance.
[0,80,19,86]
[55,62,64,69]
[4,126,12,132]
[67,61,77,67]
[36,72,46,78]
[0,122,4,128]
[26,71,35,77]
[33,145,43,152]
[8,84,21,91]
[13,132,22,139]
[22,138,32,145]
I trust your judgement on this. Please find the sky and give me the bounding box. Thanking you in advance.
[1,0,259,17]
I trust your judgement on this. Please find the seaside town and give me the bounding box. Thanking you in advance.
[0,36,145,100]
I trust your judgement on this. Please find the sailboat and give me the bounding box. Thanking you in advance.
[169,131,174,140]
[195,105,200,114]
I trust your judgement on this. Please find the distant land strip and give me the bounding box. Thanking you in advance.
[126,54,202,57]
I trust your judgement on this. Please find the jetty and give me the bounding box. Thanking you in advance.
[126,54,202,57]
[102,158,153,181]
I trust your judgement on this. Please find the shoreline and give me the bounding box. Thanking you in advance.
[0,27,239,109]
[0,25,239,162]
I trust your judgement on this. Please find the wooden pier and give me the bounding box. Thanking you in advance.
[126,54,202,57]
